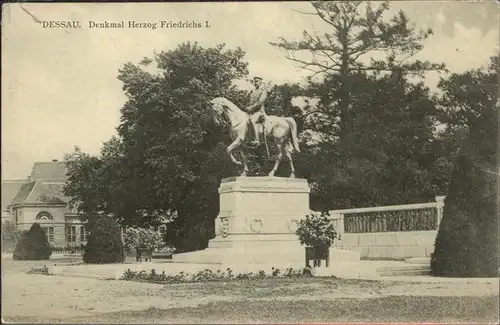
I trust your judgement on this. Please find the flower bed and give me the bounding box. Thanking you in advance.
[27,265,49,275]
[120,267,322,284]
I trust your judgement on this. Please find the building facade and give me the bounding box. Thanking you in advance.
[2,160,87,248]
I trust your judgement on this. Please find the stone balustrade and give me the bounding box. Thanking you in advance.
[326,196,446,259]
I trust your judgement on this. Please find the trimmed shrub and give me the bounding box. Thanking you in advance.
[13,223,52,260]
[431,109,498,277]
[83,216,124,264]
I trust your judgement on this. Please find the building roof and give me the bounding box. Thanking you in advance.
[10,181,67,206]
[9,181,36,206]
[1,180,28,211]
[4,161,71,209]
[30,161,67,180]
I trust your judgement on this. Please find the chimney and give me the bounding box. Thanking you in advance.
[52,159,58,162]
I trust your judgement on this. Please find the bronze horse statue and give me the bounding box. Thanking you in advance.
[209,97,300,178]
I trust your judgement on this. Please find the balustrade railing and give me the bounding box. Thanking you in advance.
[328,196,446,234]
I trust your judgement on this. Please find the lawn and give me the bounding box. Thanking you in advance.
[2,257,499,324]
[25,295,498,324]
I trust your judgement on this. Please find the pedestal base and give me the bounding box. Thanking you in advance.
[173,245,360,273]
[172,177,360,272]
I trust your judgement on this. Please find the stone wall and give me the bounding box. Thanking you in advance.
[332,231,437,258]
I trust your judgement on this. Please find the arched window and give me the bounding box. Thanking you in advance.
[36,211,53,221]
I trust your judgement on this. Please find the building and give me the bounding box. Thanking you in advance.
[2,160,86,248]
[2,160,168,248]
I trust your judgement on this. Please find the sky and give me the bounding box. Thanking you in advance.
[2,1,499,180]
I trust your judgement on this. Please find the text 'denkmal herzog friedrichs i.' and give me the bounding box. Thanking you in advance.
[40,20,211,29]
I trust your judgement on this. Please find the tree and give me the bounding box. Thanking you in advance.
[64,147,114,229]
[271,1,445,142]
[13,223,52,260]
[83,215,124,264]
[431,57,499,277]
[65,43,249,253]
[296,70,451,210]
[437,56,498,136]
[270,1,450,210]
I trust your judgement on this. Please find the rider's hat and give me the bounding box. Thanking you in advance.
[253,76,263,81]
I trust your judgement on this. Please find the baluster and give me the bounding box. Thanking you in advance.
[398,212,402,232]
[382,212,387,232]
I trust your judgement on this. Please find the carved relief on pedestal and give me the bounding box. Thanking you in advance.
[249,218,263,233]
[221,216,229,238]
[216,210,233,238]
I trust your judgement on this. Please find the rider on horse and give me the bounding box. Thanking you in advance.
[245,76,268,146]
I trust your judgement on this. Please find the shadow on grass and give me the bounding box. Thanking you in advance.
[162,277,405,299]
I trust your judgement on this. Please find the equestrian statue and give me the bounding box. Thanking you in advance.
[209,76,300,178]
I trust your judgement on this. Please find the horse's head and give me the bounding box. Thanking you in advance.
[208,97,228,126]
[208,97,247,128]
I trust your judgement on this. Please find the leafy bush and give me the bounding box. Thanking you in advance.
[27,265,49,274]
[2,221,22,253]
[83,216,124,264]
[121,266,316,284]
[13,223,52,260]
[124,227,166,251]
[12,231,30,260]
[295,212,340,249]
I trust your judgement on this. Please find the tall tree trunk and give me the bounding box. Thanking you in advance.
[339,26,353,155]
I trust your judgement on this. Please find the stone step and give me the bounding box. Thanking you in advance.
[404,257,431,264]
[379,270,431,276]
[53,272,116,280]
[377,265,431,277]
[172,249,227,264]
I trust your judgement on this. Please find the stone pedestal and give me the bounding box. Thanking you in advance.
[173,176,359,271]
[173,177,308,268]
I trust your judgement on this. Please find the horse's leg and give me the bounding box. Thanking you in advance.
[268,141,283,177]
[227,138,243,166]
[240,148,250,176]
[285,142,296,178]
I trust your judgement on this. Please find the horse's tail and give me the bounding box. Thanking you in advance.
[285,117,300,153]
